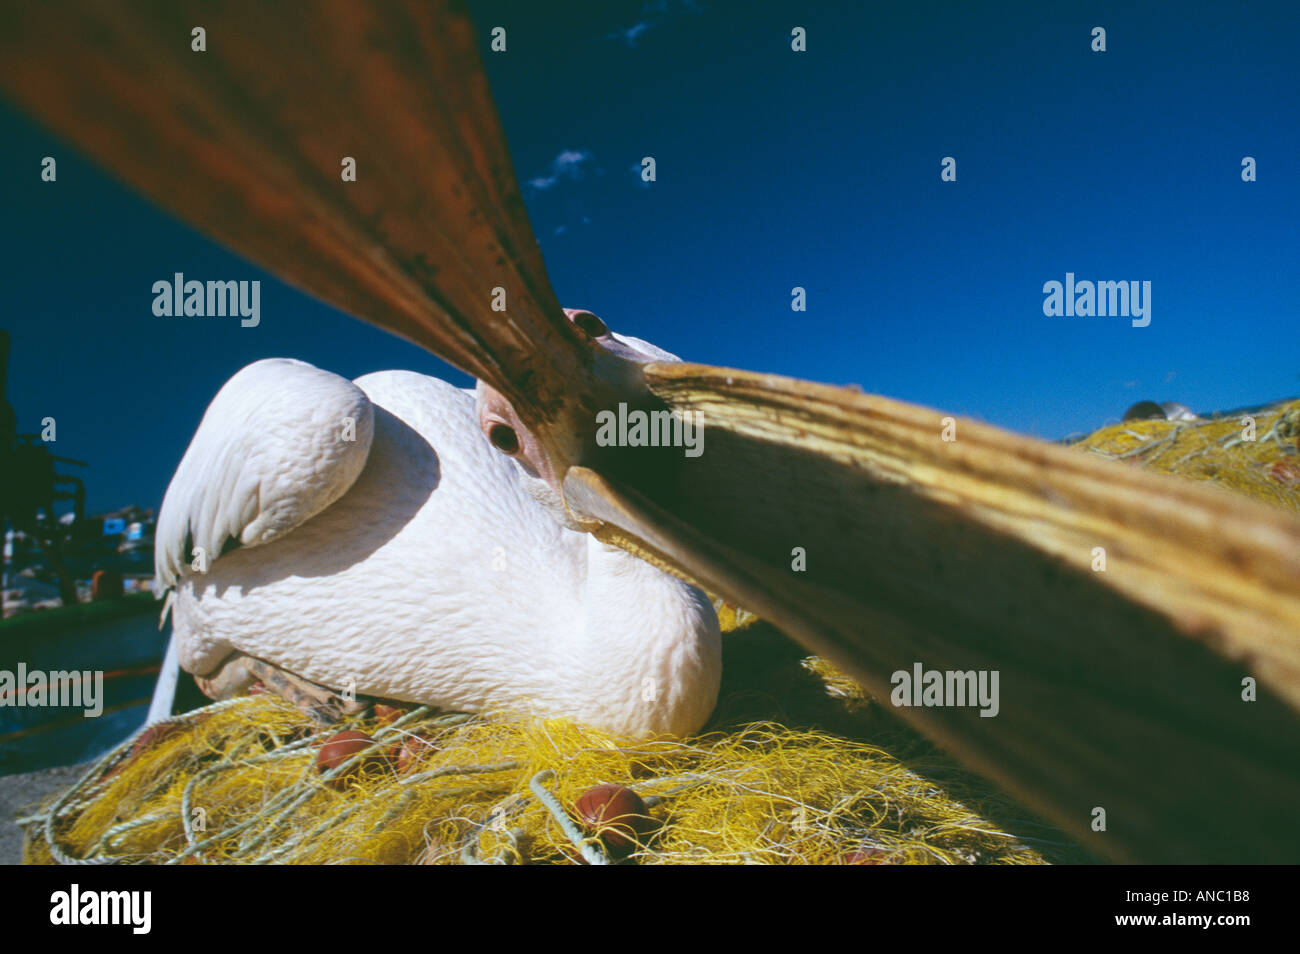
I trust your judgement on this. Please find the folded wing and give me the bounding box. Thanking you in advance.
[154,359,375,590]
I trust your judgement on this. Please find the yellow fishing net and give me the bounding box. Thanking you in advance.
[21,619,1084,865]
[1069,399,1300,512]
[19,399,1298,865]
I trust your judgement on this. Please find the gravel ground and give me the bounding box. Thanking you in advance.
[0,763,90,864]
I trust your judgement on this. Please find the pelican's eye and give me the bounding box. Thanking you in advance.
[571,311,609,338]
[488,423,520,455]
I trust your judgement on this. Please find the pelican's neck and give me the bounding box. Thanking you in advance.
[569,535,721,739]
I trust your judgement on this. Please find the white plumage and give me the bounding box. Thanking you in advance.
[155,354,721,739]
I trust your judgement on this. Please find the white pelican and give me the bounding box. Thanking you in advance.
[154,310,721,740]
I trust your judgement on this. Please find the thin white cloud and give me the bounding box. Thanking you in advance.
[605,0,701,47]
[607,21,652,46]
[528,149,593,191]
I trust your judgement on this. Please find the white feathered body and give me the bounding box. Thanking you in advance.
[157,361,720,739]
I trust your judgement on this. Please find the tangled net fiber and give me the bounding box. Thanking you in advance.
[1069,398,1300,512]
[20,399,1298,865]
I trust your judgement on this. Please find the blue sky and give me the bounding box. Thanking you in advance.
[2,0,1297,514]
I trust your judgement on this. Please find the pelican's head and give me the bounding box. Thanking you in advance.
[476,308,678,528]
